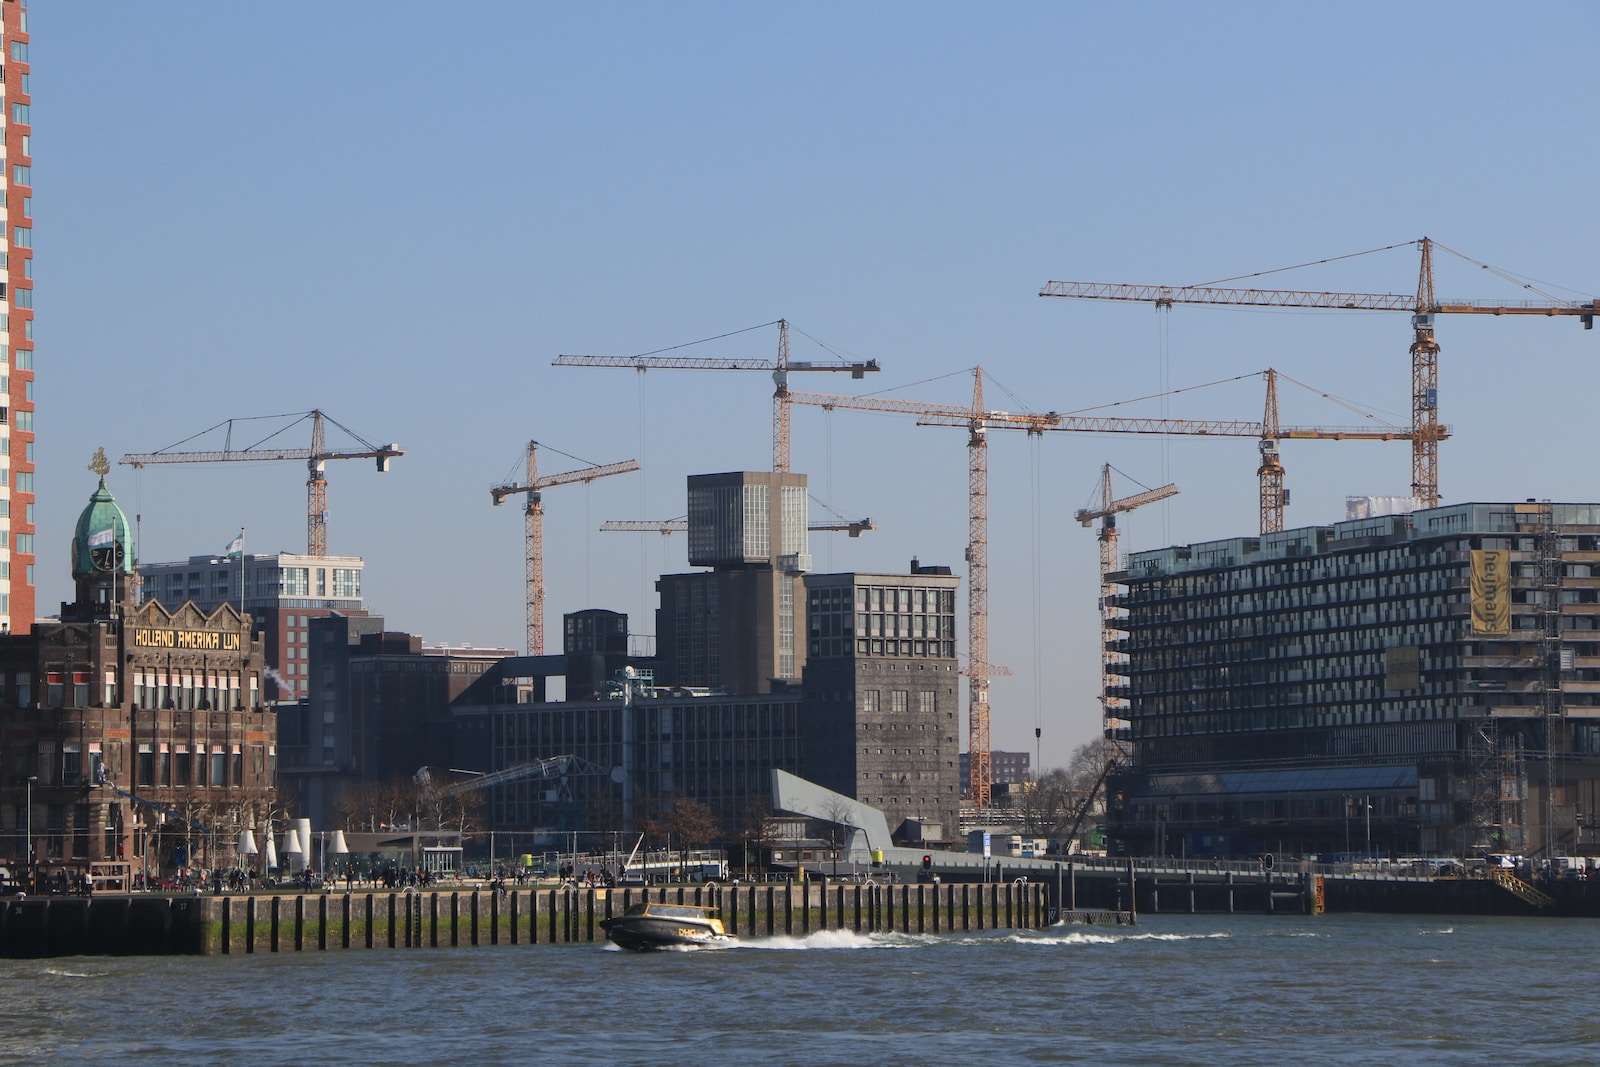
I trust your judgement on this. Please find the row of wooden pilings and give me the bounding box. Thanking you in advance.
[2,880,1060,957]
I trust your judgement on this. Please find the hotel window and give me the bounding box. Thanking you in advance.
[12,227,30,249]
[12,287,30,308]
[10,41,26,62]
[14,410,30,431]
[11,103,27,125]
[136,744,153,787]
[12,166,27,185]
[174,746,191,786]
[14,349,28,369]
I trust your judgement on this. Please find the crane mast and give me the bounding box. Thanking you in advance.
[490,443,639,657]
[1075,466,1179,769]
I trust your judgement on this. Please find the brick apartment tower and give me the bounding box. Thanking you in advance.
[1,1,33,629]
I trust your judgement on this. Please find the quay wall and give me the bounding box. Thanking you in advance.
[0,880,1049,958]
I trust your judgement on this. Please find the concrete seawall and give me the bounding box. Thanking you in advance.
[0,881,1051,958]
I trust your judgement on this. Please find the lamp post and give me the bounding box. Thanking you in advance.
[1365,796,1373,857]
[1341,795,1351,859]
[25,775,37,893]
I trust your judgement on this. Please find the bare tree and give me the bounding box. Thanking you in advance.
[738,797,778,878]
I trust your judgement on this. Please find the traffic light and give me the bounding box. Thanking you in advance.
[922,854,932,871]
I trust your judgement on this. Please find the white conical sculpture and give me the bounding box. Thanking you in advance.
[331,830,349,855]
[294,818,312,873]
[264,828,278,871]
[237,828,258,856]
[281,830,303,855]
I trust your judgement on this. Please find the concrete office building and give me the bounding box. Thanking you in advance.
[801,562,962,841]
[655,471,810,695]
[1109,500,1600,860]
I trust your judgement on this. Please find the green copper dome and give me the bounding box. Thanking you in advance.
[73,477,135,577]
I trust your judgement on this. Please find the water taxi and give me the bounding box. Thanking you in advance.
[600,902,733,951]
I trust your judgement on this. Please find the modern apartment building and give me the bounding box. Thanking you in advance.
[137,552,366,702]
[1,1,34,630]
[1109,501,1600,860]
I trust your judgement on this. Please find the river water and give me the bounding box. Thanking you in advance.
[3,913,1594,1066]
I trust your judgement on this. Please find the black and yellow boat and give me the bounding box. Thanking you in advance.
[601,902,733,951]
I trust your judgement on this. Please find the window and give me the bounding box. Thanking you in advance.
[282,567,309,595]
[14,348,29,369]
[13,410,29,430]
[333,568,360,597]
[12,226,30,248]
[12,165,27,186]
[210,748,226,786]
[10,103,27,125]
[10,41,27,62]
[13,289,29,309]
[14,533,29,554]
[136,744,153,787]
[20,135,29,156]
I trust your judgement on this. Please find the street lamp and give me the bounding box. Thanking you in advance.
[25,776,37,893]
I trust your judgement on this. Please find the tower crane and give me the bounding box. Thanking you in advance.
[120,410,403,557]
[553,319,880,473]
[1075,466,1178,769]
[917,368,1432,534]
[788,369,1060,808]
[490,442,640,657]
[1041,237,1600,508]
[599,517,877,537]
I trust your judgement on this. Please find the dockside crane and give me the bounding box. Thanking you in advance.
[1041,237,1599,508]
[120,410,403,558]
[1075,466,1178,767]
[491,442,640,657]
[553,319,880,473]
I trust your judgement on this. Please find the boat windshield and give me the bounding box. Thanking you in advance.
[646,904,713,920]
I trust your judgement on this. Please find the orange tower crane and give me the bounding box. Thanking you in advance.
[1075,466,1178,768]
[788,369,1059,808]
[490,442,640,657]
[793,369,1416,804]
[553,320,880,473]
[120,409,403,558]
[1041,237,1599,508]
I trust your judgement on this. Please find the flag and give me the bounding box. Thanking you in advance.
[223,531,244,558]
[87,527,115,547]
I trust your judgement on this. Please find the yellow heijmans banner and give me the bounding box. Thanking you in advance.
[1470,549,1511,636]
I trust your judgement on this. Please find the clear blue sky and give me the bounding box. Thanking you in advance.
[31,2,1600,769]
